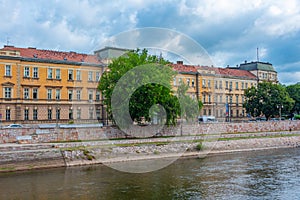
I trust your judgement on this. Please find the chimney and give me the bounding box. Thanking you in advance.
[177,61,183,65]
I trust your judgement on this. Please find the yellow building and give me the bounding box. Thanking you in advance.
[0,45,278,124]
[0,45,106,124]
[171,61,276,122]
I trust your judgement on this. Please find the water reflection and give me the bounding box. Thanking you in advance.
[0,148,300,199]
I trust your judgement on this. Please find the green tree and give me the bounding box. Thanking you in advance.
[176,83,203,122]
[286,83,300,114]
[243,82,294,120]
[98,49,181,126]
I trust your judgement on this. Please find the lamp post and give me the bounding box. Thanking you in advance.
[228,88,232,122]
[277,105,283,120]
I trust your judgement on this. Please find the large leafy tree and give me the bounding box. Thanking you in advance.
[243,82,294,120]
[176,83,203,122]
[286,83,300,114]
[98,49,182,126]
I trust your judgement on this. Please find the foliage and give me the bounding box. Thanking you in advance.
[243,82,295,120]
[286,83,300,114]
[98,49,182,126]
[176,83,202,122]
[195,143,203,151]
[294,115,300,120]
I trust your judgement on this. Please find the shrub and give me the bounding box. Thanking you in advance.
[294,115,300,120]
[195,143,203,151]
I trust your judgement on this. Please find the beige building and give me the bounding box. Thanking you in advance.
[0,45,278,124]
[0,45,106,125]
[172,61,277,122]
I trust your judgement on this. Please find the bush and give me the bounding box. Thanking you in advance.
[294,115,300,120]
[195,143,203,151]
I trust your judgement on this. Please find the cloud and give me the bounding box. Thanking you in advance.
[0,0,299,85]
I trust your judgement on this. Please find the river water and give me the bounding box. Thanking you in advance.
[1,148,300,200]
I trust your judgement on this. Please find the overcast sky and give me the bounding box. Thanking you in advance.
[1,0,300,85]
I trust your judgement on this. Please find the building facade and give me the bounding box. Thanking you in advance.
[172,61,277,122]
[0,45,278,124]
[0,46,106,124]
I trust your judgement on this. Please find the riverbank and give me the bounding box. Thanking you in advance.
[1,130,300,172]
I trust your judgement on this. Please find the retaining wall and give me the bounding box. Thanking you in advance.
[0,121,299,144]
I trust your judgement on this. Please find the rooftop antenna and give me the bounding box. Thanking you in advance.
[257,47,259,62]
[6,37,10,46]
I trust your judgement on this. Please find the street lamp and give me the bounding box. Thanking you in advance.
[277,105,283,120]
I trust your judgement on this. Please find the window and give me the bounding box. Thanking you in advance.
[68,69,73,80]
[229,81,233,90]
[236,95,239,106]
[68,90,73,101]
[24,88,29,99]
[33,67,38,78]
[186,78,190,86]
[96,108,101,120]
[4,87,12,98]
[48,68,53,79]
[208,95,211,103]
[96,91,100,101]
[191,79,195,87]
[89,108,94,119]
[225,81,228,89]
[48,109,52,120]
[219,81,222,89]
[77,108,81,119]
[219,95,223,103]
[33,88,38,100]
[47,89,52,100]
[69,108,73,120]
[56,89,61,100]
[24,109,29,120]
[88,71,93,81]
[202,80,206,88]
[56,108,60,120]
[245,83,248,88]
[6,109,11,121]
[241,82,244,90]
[96,72,101,81]
[5,65,11,76]
[208,80,211,88]
[56,69,61,79]
[33,109,38,120]
[236,82,239,90]
[203,94,206,103]
[88,90,93,101]
[76,70,81,81]
[215,81,218,89]
[24,67,30,77]
[76,90,81,100]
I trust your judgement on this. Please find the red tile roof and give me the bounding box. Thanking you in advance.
[171,63,257,79]
[171,63,198,73]
[1,45,102,64]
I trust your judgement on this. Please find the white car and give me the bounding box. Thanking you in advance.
[6,124,23,128]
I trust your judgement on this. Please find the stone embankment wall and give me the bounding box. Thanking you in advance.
[0,121,300,144]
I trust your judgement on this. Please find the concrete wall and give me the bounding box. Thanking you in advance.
[0,121,300,144]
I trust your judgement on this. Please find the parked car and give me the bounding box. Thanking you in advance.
[198,116,217,123]
[6,124,23,128]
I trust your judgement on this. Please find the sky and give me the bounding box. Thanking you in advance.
[1,0,300,85]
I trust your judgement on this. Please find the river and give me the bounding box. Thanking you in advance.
[0,148,300,200]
